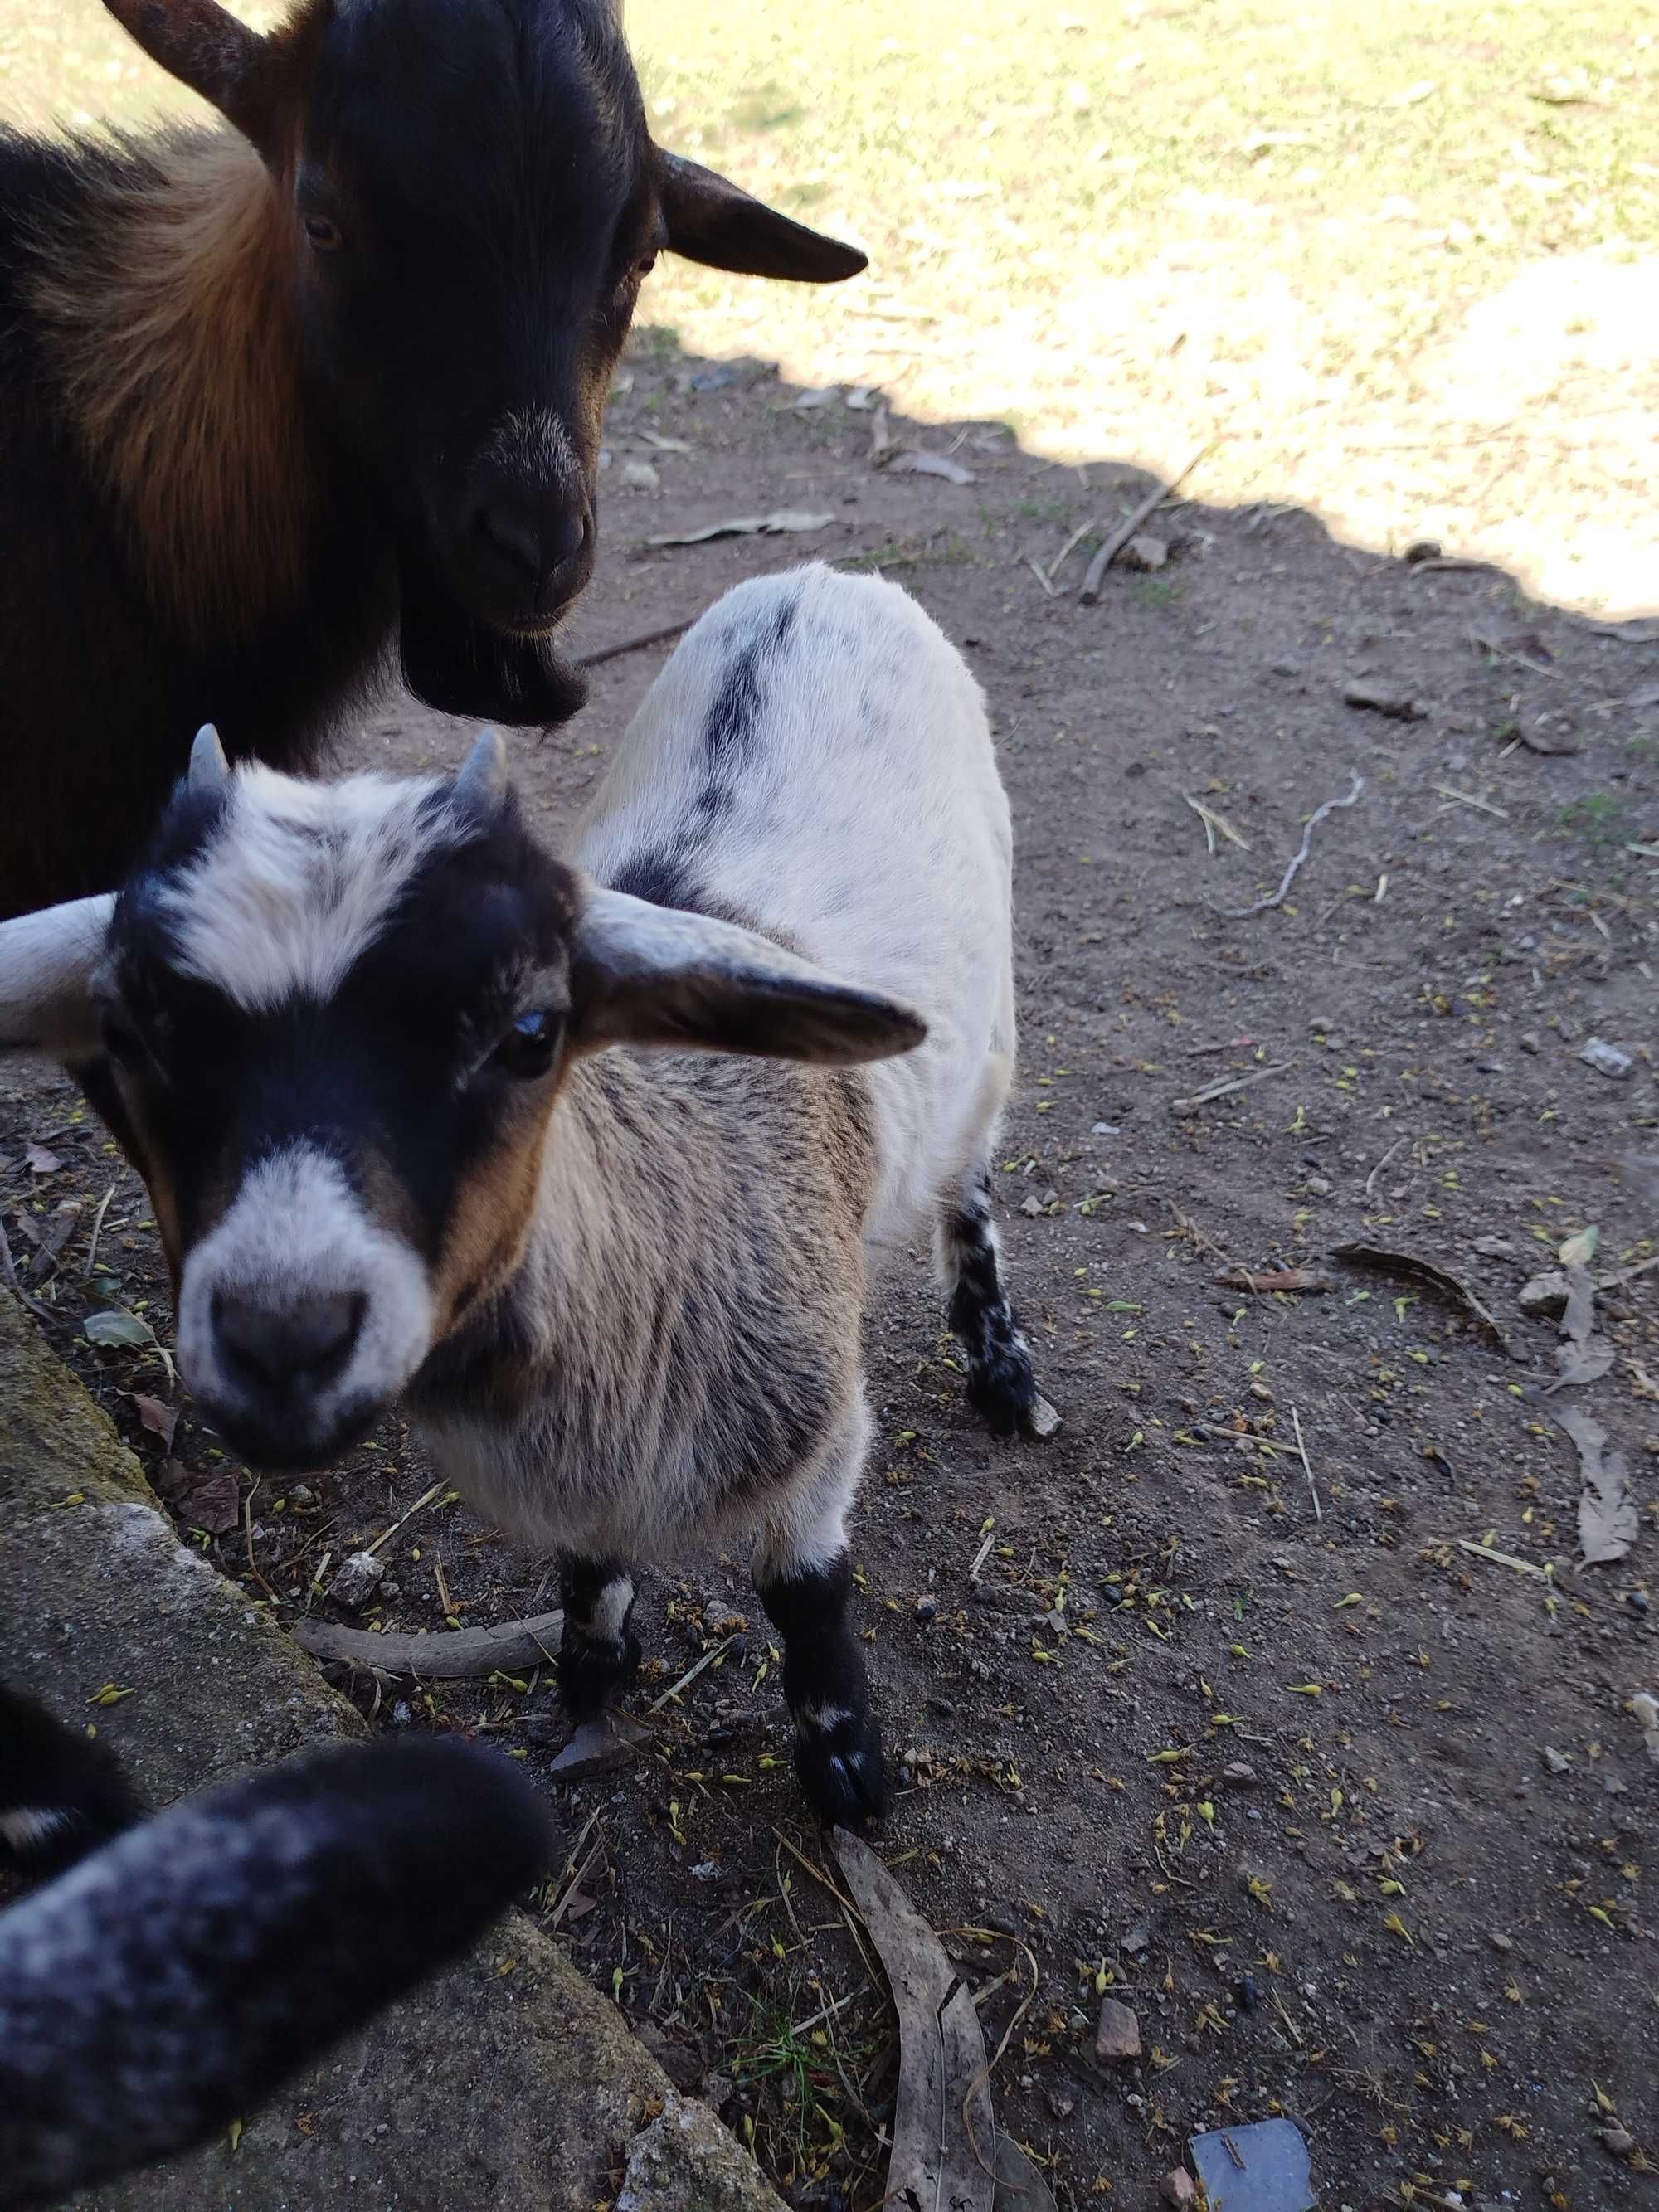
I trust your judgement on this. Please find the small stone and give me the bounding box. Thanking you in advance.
[1219,1761,1258,1788]
[1344,678,1426,722]
[701,2073,736,2113]
[1121,532,1169,571]
[915,1594,937,1623]
[1234,1973,1262,2012]
[1160,2168,1198,2208]
[1046,2088,1076,2121]
[1092,1121,1121,1137]
[1518,1032,1541,1053]
[1541,1745,1570,1775]
[1022,1393,1063,1441]
[1306,1174,1332,1197]
[328,1549,387,1610]
[1121,1923,1151,1957]
[1306,1014,1335,1033]
[1580,1038,1635,1080]
[971,1582,1047,1616]
[1519,1271,1569,1319]
[620,458,660,491]
[1487,1931,1513,1952]
[1471,1236,1515,1258]
[1042,1609,1068,1636]
[549,1712,650,1783]
[1019,1193,1045,1218]
[1602,2125,1637,2156]
[288,1482,316,1508]
[1404,538,1442,564]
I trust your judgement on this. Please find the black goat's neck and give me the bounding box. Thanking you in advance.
[30,129,328,651]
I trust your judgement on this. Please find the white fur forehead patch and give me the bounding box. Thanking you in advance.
[157,766,458,1012]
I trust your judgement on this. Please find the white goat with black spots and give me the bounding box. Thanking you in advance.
[0,564,1046,1821]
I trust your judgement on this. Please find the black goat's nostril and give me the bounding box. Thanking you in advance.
[544,507,588,575]
[473,495,545,586]
[214,1291,365,1393]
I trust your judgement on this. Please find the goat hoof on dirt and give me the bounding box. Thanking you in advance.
[794,1707,890,1826]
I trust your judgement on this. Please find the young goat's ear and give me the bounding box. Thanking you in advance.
[654,149,868,284]
[101,0,321,162]
[571,886,925,1067]
[0,896,115,1063]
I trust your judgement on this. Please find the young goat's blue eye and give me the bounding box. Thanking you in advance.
[494,1008,562,1079]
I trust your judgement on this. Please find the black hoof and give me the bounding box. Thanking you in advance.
[557,1627,641,1726]
[794,1706,890,1826]
[966,1347,1039,1438]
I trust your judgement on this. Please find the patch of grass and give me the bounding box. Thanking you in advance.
[1627,732,1659,764]
[1132,573,1181,610]
[735,1996,851,2182]
[1558,791,1635,847]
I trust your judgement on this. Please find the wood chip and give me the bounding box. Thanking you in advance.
[832,1828,996,2212]
[294,1609,565,1678]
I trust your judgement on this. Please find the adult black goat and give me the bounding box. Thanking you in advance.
[0,0,864,919]
[0,1683,552,2209]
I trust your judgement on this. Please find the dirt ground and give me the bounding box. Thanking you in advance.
[5,343,1657,2210]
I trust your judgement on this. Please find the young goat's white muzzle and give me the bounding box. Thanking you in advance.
[177,1145,434,1468]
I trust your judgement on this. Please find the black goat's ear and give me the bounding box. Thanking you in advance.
[654,149,868,284]
[101,0,327,162]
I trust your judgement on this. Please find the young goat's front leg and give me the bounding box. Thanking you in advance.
[556,1556,640,1724]
[752,1410,888,1826]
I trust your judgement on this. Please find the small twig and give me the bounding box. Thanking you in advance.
[242,1476,278,1603]
[1023,555,1058,599]
[771,1826,864,1925]
[366,1480,444,1555]
[0,1215,17,1292]
[1079,445,1208,605]
[1292,1405,1321,1523]
[574,615,697,669]
[1183,1034,1258,1057]
[1170,1061,1290,1115]
[82,1180,118,1279]
[1450,1538,1550,1581]
[1433,782,1507,819]
[1364,1135,1408,1202]
[646,1632,734,1714]
[1044,513,1100,583]
[1215,772,1365,917]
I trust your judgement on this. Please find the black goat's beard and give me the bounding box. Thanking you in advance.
[397,553,589,727]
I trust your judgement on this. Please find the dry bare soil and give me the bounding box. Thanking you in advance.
[6,343,1657,2211]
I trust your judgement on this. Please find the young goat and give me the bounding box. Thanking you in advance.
[0,1683,551,2210]
[0,0,864,917]
[0,566,1044,1822]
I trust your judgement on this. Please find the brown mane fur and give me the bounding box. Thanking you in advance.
[29,129,317,649]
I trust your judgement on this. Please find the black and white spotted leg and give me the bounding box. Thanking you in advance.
[753,1413,888,1826]
[941,1170,1039,1436]
[756,1553,888,1826]
[555,1557,640,1724]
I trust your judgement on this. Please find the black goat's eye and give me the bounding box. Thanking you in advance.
[635,253,658,277]
[494,1009,561,1079]
[304,215,343,252]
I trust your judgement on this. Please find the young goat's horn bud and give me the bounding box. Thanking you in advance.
[455,727,508,814]
[189,725,231,793]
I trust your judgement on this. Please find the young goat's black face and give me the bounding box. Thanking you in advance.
[100,0,867,722]
[15,733,922,1471]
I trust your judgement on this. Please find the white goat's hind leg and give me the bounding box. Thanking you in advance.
[937,1088,1039,1437]
[752,1395,888,1826]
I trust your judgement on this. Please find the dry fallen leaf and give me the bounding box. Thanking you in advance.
[1333,1242,1513,1356]
[645,511,834,548]
[131,1393,178,1452]
[1554,1403,1637,1565]
[887,450,976,486]
[23,1144,64,1175]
